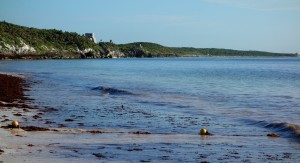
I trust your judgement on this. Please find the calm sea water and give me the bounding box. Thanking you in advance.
[1,57,300,138]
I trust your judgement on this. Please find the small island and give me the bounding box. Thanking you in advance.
[0,21,297,59]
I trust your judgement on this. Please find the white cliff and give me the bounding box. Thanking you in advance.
[0,38,36,54]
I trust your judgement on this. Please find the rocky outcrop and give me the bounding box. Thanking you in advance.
[125,49,148,58]
[107,50,125,58]
[99,43,125,58]
[0,39,104,59]
[0,38,36,54]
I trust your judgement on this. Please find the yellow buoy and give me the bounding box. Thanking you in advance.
[200,128,207,135]
[11,121,19,128]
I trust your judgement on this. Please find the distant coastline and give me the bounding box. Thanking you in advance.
[0,21,297,60]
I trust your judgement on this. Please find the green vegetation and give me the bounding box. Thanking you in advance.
[118,42,176,57]
[0,21,296,59]
[117,42,296,57]
[0,21,101,59]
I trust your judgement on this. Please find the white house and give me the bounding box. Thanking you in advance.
[85,33,97,43]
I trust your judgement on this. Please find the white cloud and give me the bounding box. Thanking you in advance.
[205,0,300,11]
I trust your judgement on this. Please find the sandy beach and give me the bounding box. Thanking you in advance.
[1,72,300,162]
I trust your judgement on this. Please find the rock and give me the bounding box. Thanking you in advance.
[0,149,4,155]
[0,38,36,54]
[267,133,280,138]
[88,130,104,134]
[131,131,151,135]
[93,153,106,158]
[64,119,74,122]
[107,50,125,58]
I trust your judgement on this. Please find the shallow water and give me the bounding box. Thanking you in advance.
[1,128,300,162]
[1,57,300,161]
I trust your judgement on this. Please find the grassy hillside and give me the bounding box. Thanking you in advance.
[0,21,102,59]
[117,42,296,57]
[0,21,296,59]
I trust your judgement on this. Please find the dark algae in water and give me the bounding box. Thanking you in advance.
[92,86,134,95]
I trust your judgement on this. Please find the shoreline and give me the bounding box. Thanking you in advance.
[1,72,300,162]
[0,54,298,60]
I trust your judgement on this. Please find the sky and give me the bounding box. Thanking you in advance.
[0,0,300,53]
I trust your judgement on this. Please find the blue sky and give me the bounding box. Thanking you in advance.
[1,0,299,53]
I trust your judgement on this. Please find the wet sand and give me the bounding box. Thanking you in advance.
[0,73,299,162]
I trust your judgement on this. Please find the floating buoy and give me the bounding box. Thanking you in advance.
[200,128,207,135]
[199,128,213,135]
[11,121,19,128]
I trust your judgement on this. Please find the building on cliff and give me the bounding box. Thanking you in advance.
[85,33,97,43]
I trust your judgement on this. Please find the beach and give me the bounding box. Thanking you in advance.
[0,72,299,162]
[1,0,300,161]
[1,58,300,162]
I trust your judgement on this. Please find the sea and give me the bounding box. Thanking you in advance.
[1,57,300,161]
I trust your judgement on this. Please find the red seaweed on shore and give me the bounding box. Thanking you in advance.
[1,125,50,131]
[0,74,35,110]
[0,74,27,102]
[21,126,50,131]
